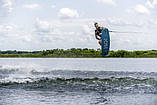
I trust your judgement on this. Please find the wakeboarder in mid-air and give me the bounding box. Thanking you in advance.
[94,22,141,56]
[94,22,112,45]
[94,22,111,56]
[94,22,105,45]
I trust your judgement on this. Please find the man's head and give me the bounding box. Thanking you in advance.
[94,22,98,28]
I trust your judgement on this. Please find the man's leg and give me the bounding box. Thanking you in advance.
[99,40,101,45]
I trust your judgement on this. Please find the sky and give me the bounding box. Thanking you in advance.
[0,0,157,51]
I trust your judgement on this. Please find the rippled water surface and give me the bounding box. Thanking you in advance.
[0,58,157,105]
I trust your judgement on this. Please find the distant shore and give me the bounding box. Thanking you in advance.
[0,48,157,58]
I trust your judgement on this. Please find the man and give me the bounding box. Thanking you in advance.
[94,22,104,45]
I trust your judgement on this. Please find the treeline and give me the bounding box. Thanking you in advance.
[0,50,40,54]
[0,49,157,58]
[108,50,157,58]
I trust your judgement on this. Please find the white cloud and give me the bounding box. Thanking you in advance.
[127,0,157,15]
[146,1,154,8]
[32,19,96,48]
[82,25,94,36]
[152,0,157,6]
[145,0,157,8]
[135,4,150,14]
[0,0,13,16]
[0,24,15,36]
[82,25,93,40]
[105,17,143,27]
[19,34,33,42]
[23,4,40,9]
[82,25,91,34]
[128,0,157,15]
[35,18,53,33]
[96,0,116,6]
[58,8,79,19]
[51,5,56,8]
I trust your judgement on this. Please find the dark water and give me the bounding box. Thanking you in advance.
[0,58,157,105]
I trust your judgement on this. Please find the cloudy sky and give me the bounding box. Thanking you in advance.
[0,0,157,51]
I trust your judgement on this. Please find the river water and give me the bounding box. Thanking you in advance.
[0,58,157,105]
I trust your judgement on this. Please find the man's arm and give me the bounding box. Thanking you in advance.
[99,33,102,36]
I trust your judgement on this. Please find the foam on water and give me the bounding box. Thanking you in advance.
[0,65,157,94]
[1,58,157,105]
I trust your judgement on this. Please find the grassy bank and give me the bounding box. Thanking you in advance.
[0,49,157,58]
